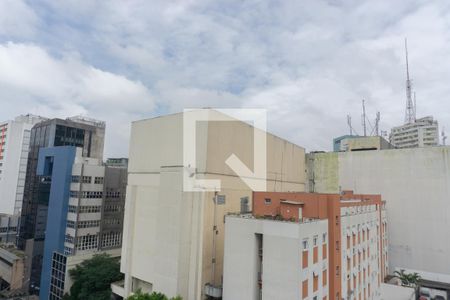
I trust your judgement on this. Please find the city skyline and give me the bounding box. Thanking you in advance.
[1,1,450,157]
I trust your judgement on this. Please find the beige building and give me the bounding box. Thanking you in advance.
[113,110,306,300]
[0,245,25,292]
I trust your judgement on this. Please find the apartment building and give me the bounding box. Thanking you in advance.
[112,110,306,300]
[306,147,450,286]
[19,116,105,294]
[223,191,388,300]
[0,114,46,215]
[389,116,439,148]
[36,147,127,300]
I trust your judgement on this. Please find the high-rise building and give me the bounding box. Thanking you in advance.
[223,191,388,300]
[112,110,306,300]
[19,116,105,293]
[0,114,47,215]
[35,147,127,300]
[389,116,439,148]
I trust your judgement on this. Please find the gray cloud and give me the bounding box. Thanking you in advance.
[0,0,450,157]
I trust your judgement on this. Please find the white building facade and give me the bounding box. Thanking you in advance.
[0,114,46,215]
[390,116,439,148]
[340,204,388,300]
[223,216,329,300]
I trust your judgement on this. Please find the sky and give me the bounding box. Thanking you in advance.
[0,0,449,157]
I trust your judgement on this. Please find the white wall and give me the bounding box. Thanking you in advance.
[0,120,31,215]
[310,147,450,281]
[223,216,328,300]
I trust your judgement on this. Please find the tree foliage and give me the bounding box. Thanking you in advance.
[394,269,421,287]
[127,289,182,300]
[65,253,123,300]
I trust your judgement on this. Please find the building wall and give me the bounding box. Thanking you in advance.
[340,205,383,299]
[37,147,77,300]
[0,115,44,215]
[121,111,306,300]
[307,147,450,282]
[222,216,328,300]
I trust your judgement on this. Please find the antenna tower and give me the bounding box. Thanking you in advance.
[362,99,367,136]
[442,127,447,146]
[404,38,416,124]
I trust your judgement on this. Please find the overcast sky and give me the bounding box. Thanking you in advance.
[0,0,449,157]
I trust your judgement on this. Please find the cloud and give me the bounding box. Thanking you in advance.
[1,0,450,156]
[0,0,40,38]
[0,42,154,156]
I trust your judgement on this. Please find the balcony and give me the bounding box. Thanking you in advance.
[204,283,222,298]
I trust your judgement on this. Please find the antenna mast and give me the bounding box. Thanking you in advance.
[375,112,380,136]
[405,38,416,124]
[362,99,367,136]
[347,115,353,135]
[442,127,447,146]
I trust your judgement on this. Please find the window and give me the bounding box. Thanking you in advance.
[78,206,101,213]
[68,206,77,213]
[76,234,98,251]
[302,239,309,250]
[77,220,100,228]
[217,195,226,205]
[66,220,75,228]
[71,176,80,183]
[81,176,91,184]
[65,234,74,244]
[322,233,327,243]
[313,235,318,246]
[101,232,122,248]
[240,197,249,213]
[302,280,308,299]
[264,198,271,205]
[94,177,104,184]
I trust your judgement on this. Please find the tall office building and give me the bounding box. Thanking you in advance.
[112,110,306,300]
[389,116,439,148]
[34,147,127,300]
[19,116,105,293]
[0,114,47,215]
[223,191,388,300]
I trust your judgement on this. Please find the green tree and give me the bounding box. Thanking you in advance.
[65,253,123,300]
[127,289,182,300]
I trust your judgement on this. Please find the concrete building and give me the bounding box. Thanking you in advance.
[223,191,388,300]
[0,244,26,293]
[0,114,46,215]
[306,147,450,286]
[19,116,105,294]
[389,116,439,148]
[35,147,127,300]
[333,136,393,152]
[112,110,306,300]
